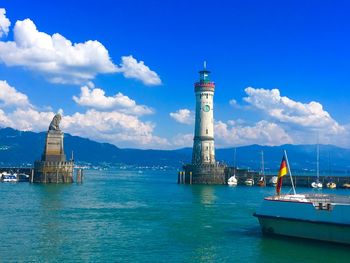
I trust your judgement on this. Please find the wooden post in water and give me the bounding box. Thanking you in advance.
[76,169,83,183]
[30,169,34,183]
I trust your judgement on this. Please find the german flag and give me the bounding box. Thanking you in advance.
[276,155,288,195]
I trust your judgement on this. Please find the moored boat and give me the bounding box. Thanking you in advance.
[227,175,237,186]
[268,176,277,186]
[228,148,238,186]
[2,173,17,182]
[244,178,254,186]
[255,150,350,244]
[342,183,350,189]
[311,144,322,189]
[17,173,30,182]
[326,182,337,189]
[311,181,323,189]
[254,193,350,244]
[257,178,265,187]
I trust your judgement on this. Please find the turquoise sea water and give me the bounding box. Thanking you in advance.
[1,169,350,262]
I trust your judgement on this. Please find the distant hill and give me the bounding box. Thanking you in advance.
[0,127,350,172]
[0,128,190,167]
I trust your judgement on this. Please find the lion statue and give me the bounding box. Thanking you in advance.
[49,113,62,131]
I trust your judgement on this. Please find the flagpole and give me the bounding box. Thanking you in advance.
[284,150,296,195]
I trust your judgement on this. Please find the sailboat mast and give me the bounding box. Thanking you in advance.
[261,150,265,181]
[284,150,296,195]
[317,144,320,180]
[233,148,237,176]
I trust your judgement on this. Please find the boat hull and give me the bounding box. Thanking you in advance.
[254,195,350,245]
[255,214,350,244]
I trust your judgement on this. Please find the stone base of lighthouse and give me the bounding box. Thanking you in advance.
[181,163,227,184]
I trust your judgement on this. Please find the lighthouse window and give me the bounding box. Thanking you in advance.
[206,94,208,99]
[206,129,208,134]
[206,146,209,150]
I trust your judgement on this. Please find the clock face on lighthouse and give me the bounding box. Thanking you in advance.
[203,105,210,112]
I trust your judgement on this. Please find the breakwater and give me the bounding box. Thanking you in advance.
[178,167,350,187]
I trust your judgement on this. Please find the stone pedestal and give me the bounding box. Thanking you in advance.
[42,130,66,162]
[33,126,73,183]
[33,160,74,183]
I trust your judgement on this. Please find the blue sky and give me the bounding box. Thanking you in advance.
[0,0,350,149]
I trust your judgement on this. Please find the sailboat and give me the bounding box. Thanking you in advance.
[268,153,277,186]
[311,144,323,189]
[244,177,254,186]
[269,176,278,186]
[227,148,238,186]
[258,150,266,187]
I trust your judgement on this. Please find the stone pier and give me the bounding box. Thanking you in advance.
[33,113,74,183]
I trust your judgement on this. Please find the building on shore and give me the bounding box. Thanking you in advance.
[32,113,74,183]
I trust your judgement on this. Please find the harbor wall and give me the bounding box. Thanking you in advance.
[179,165,350,187]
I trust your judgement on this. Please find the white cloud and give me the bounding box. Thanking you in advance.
[170,109,194,125]
[243,87,344,135]
[229,99,237,106]
[73,83,153,116]
[0,14,162,86]
[61,109,168,148]
[0,80,168,148]
[0,18,117,84]
[0,107,54,131]
[117,55,162,86]
[0,106,168,148]
[0,80,31,107]
[0,8,10,38]
[171,133,193,148]
[215,120,293,147]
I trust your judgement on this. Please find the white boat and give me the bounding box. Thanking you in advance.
[311,181,323,188]
[268,176,277,186]
[2,172,17,182]
[228,148,238,186]
[227,175,237,186]
[1,171,9,180]
[244,178,254,186]
[255,150,350,244]
[254,193,350,244]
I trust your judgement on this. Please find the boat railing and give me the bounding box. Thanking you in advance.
[267,194,350,204]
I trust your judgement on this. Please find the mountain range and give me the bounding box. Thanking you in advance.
[0,127,350,172]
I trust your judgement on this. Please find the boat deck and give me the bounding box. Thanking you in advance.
[266,194,350,205]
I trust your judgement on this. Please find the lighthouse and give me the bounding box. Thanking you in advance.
[181,63,227,184]
[192,62,216,165]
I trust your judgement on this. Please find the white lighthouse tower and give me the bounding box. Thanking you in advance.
[180,63,226,184]
[192,62,216,165]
